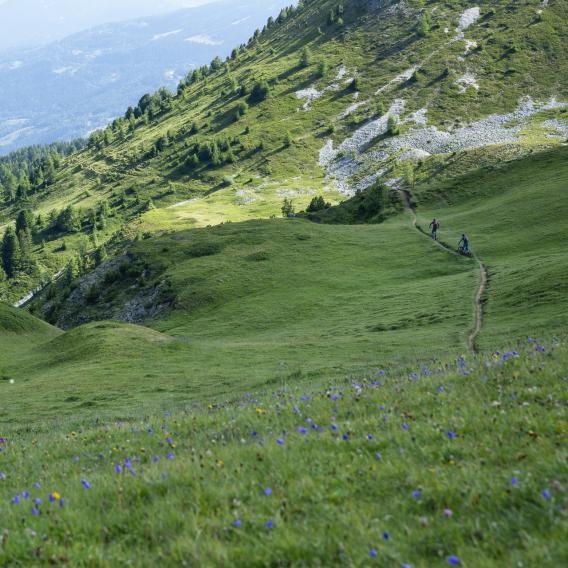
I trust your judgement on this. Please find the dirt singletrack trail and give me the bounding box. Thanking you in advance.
[400,190,486,353]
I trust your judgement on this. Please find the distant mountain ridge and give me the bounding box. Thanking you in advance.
[0,0,293,154]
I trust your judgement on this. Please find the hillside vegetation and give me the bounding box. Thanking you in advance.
[1,0,567,302]
[1,1,567,564]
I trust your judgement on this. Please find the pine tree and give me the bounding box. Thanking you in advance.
[16,209,35,235]
[1,226,20,279]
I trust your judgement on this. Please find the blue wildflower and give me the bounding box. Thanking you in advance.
[251,431,258,437]
[34,498,42,506]
[447,556,460,566]
[402,423,409,431]
[264,487,273,496]
[511,477,518,486]
[542,489,551,499]
[116,463,123,475]
[266,520,274,529]
[447,431,457,439]
[33,482,40,489]
[276,438,285,446]
[167,452,175,460]
[375,452,382,460]
[342,433,349,441]
[81,479,91,490]
[412,490,421,499]
[369,548,378,558]
[234,519,242,527]
[383,531,390,541]
[32,507,40,516]
[298,427,307,434]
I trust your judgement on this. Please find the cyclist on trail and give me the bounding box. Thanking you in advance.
[429,218,440,240]
[458,233,470,255]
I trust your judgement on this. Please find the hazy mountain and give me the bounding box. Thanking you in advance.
[0,0,220,51]
[0,0,292,154]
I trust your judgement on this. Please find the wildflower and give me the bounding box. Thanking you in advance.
[34,498,42,506]
[298,427,307,434]
[511,477,518,486]
[542,489,551,499]
[255,407,264,415]
[251,431,258,437]
[375,452,382,461]
[367,434,374,441]
[12,495,21,505]
[443,508,453,518]
[264,488,273,496]
[293,405,301,415]
[0,472,6,481]
[74,456,79,462]
[153,455,160,464]
[31,507,40,516]
[369,548,378,558]
[59,498,65,508]
[33,482,40,489]
[234,519,242,527]
[331,425,338,432]
[332,394,340,401]
[447,431,457,440]
[437,386,445,393]
[383,531,390,541]
[167,452,175,460]
[22,491,30,500]
[379,405,386,411]
[412,490,421,499]
[342,434,349,441]
[265,520,274,529]
[116,463,123,475]
[81,479,91,490]
[403,423,409,431]
[49,491,61,502]
[276,438,285,446]
[410,372,418,380]
[379,370,385,376]
[447,556,460,566]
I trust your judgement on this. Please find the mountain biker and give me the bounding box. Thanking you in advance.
[458,233,470,255]
[429,218,440,240]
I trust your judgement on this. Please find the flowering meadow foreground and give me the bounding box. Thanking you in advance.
[1,339,567,566]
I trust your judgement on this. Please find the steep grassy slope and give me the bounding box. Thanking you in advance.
[2,0,568,302]
[0,303,60,361]
[4,216,476,427]
[415,144,568,349]
[0,340,566,565]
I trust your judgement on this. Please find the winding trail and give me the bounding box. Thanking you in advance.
[400,190,487,353]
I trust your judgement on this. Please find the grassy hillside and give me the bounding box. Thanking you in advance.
[2,0,568,302]
[415,144,568,349]
[0,339,566,565]
[3,215,476,427]
[1,1,567,564]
